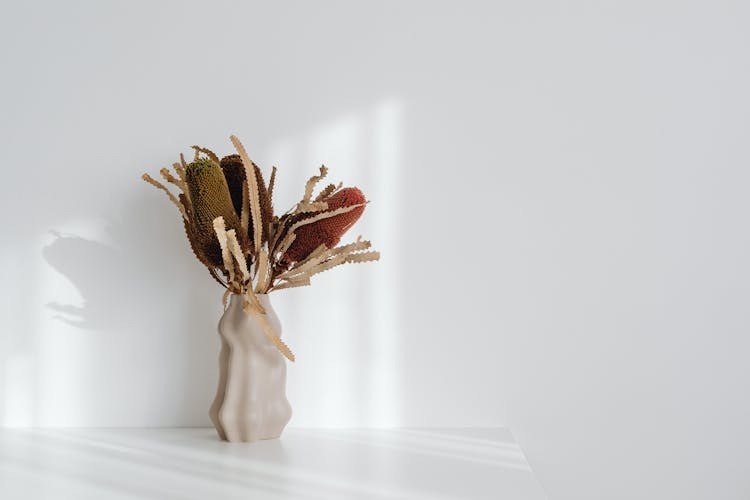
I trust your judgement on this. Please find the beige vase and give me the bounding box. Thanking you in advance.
[209,293,292,442]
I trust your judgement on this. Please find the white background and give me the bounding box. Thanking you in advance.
[1,1,749,498]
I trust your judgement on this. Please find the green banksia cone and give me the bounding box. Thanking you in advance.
[186,158,243,267]
[282,187,366,265]
[220,154,273,245]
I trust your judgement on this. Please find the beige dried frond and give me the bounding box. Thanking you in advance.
[213,217,235,284]
[255,310,295,362]
[344,251,380,264]
[173,163,191,205]
[254,248,270,293]
[226,229,250,283]
[173,162,187,182]
[191,145,220,165]
[160,167,188,196]
[314,182,342,202]
[297,201,328,213]
[278,237,371,282]
[274,232,297,262]
[240,178,250,249]
[241,288,266,317]
[142,173,188,220]
[230,135,263,257]
[268,165,277,205]
[272,276,311,291]
[303,165,328,204]
[222,288,231,310]
[279,250,380,287]
[283,254,348,283]
[328,236,371,256]
[275,244,330,281]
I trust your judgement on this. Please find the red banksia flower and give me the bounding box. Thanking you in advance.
[281,187,366,265]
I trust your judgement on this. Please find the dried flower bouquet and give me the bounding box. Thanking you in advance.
[142,135,380,362]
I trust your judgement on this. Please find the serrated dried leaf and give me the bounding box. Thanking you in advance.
[328,235,371,257]
[240,178,250,250]
[297,201,328,213]
[284,254,348,283]
[279,249,379,286]
[272,276,311,291]
[191,145,220,165]
[275,244,330,281]
[222,288,231,310]
[241,288,266,317]
[254,248,270,293]
[160,167,188,197]
[255,309,295,362]
[314,182,342,202]
[344,251,380,264]
[230,135,263,257]
[142,173,188,220]
[275,231,297,262]
[226,228,249,282]
[303,165,328,204]
[268,165,277,206]
[213,217,235,284]
[174,162,186,182]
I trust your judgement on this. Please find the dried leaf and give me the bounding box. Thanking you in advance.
[226,229,250,282]
[213,217,235,284]
[303,165,328,203]
[222,288,231,310]
[344,251,380,264]
[314,182,342,202]
[242,288,266,317]
[275,244,330,281]
[230,135,263,256]
[191,145,220,165]
[297,201,328,213]
[240,178,250,250]
[255,309,295,362]
[272,276,311,291]
[268,165,277,206]
[275,232,297,262]
[254,248,270,293]
[142,173,188,220]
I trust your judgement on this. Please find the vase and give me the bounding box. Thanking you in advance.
[209,293,293,442]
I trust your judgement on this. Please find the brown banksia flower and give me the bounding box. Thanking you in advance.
[186,158,243,267]
[220,154,273,245]
[281,187,366,265]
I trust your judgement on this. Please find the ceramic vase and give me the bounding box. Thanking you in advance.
[209,293,292,442]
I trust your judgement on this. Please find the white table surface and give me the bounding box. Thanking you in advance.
[0,427,546,500]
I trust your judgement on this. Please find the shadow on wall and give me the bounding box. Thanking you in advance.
[31,191,219,426]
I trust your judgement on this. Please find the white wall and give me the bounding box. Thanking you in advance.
[2,1,749,498]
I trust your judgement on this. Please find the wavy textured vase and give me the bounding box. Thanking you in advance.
[209,294,292,442]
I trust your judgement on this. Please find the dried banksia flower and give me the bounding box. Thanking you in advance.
[186,158,243,267]
[220,154,273,245]
[281,187,366,265]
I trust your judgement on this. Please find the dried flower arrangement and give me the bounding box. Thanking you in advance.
[142,135,380,362]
